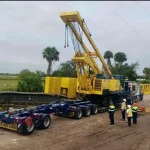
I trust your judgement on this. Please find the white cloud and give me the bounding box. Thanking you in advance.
[0,1,150,75]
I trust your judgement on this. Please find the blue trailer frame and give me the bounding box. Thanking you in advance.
[40,100,99,119]
[0,106,52,135]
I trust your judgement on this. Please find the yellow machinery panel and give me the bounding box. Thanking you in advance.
[44,77,50,93]
[44,77,61,95]
[61,77,77,98]
[141,84,150,95]
[102,79,109,90]
[44,77,77,98]
[93,79,121,94]
[108,79,122,92]
[76,78,121,95]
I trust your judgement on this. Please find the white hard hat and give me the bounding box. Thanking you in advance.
[128,105,131,108]
[123,99,126,102]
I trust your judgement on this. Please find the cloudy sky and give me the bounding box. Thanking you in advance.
[0,1,150,75]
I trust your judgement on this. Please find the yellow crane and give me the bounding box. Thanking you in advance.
[60,11,121,96]
[45,11,146,106]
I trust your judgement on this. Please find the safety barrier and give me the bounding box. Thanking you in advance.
[141,84,150,95]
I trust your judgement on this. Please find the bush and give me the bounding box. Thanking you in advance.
[17,72,44,92]
[141,80,150,84]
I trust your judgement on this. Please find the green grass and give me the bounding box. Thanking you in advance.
[0,79,18,91]
[0,75,46,91]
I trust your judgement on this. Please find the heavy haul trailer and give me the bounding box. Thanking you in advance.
[44,11,141,108]
[27,100,98,120]
[14,106,51,129]
[0,108,35,135]
[0,106,51,135]
[50,100,98,119]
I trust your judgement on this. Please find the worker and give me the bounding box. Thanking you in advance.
[132,102,138,124]
[108,102,115,125]
[126,105,133,127]
[121,99,127,120]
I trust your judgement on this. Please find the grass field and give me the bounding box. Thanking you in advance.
[0,76,18,91]
[0,75,45,91]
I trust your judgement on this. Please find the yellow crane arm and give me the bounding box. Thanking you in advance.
[67,21,101,74]
[60,11,112,76]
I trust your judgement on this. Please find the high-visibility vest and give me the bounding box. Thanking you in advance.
[109,105,115,112]
[127,108,133,117]
[132,106,137,113]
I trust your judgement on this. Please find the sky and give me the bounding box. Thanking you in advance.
[0,1,150,75]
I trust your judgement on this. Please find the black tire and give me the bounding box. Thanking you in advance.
[34,119,41,128]
[17,118,35,135]
[39,114,51,129]
[74,108,82,119]
[23,122,35,135]
[83,106,91,117]
[17,124,24,134]
[91,105,98,115]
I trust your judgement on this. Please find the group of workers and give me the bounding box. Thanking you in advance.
[108,99,138,127]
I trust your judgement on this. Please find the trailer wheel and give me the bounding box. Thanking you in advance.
[23,122,35,135]
[39,114,51,129]
[18,117,35,135]
[35,119,41,128]
[74,108,82,119]
[83,106,91,117]
[91,105,98,115]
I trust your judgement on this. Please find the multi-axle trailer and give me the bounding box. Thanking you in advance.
[0,105,51,135]
[0,93,144,135]
[0,99,107,135]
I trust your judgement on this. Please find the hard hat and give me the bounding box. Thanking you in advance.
[133,103,137,106]
[128,105,131,108]
[123,99,126,102]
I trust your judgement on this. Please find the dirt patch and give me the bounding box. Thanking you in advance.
[0,95,150,150]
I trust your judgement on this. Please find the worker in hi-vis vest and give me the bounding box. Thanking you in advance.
[126,105,133,127]
[121,99,127,120]
[132,103,138,124]
[108,102,115,125]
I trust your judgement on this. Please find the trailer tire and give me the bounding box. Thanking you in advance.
[17,117,35,135]
[23,122,35,135]
[83,106,91,117]
[74,108,82,119]
[39,114,51,129]
[91,105,98,115]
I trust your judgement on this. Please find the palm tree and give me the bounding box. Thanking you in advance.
[43,47,59,76]
[104,50,113,67]
[114,52,127,65]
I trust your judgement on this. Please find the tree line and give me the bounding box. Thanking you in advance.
[4,46,149,92]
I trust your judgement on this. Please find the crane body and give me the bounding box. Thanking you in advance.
[44,11,143,107]
[60,11,121,96]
